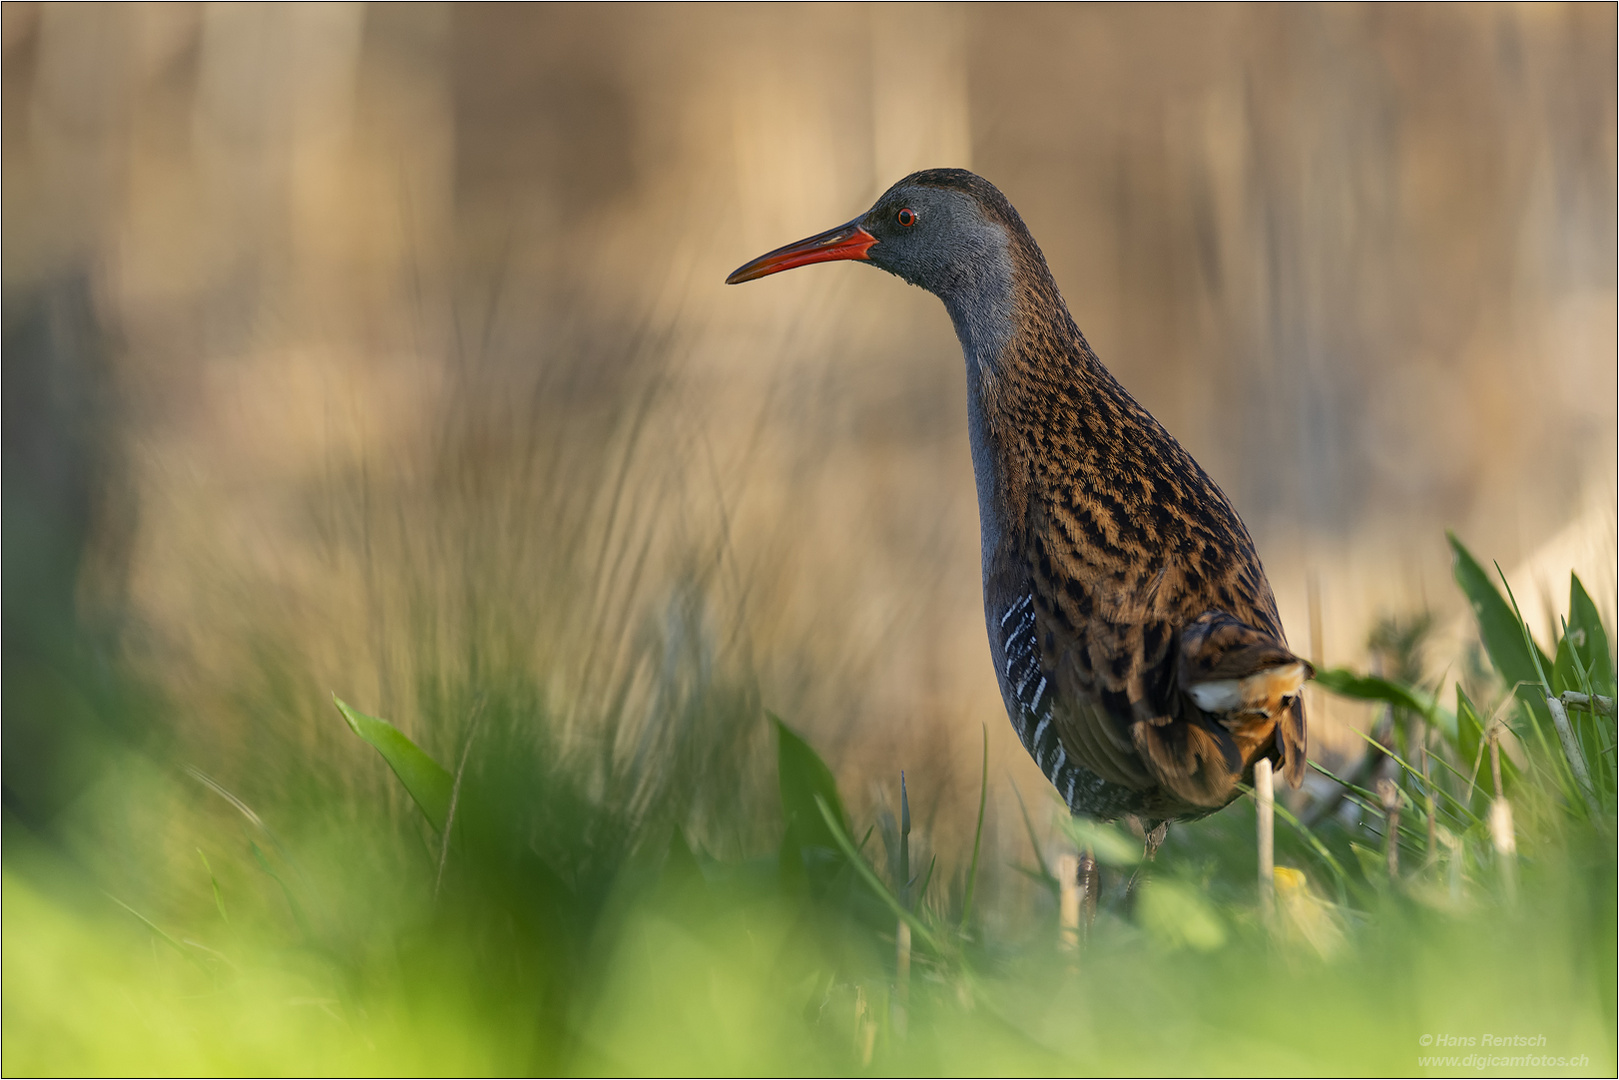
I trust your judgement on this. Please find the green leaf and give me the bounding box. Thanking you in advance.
[1448,534,1553,694]
[334,696,452,833]
[1568,574,1615,693]
[1315,668,1434,717]
[1552,628,1581,697]
[1055,815,1143,866]
[774,714,848,854]
[1314,668,1455,744]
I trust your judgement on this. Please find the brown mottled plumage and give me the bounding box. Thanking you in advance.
[728,169,1311,827]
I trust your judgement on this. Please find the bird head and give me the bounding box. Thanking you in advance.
[726,169,1019,309]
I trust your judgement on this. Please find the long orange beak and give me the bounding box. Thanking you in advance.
[725,220,878,284]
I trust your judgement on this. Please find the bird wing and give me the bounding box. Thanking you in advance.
[1013,510,1310,809]
[1036,589,1239,808]
[1035,599,1310,809]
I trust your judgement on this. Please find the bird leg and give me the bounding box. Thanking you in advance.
[1077,846,1098,937]
[1124,821,1169,902]
[1143,821,1169,861]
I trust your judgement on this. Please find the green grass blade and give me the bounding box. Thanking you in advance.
[1344,731,1479,823]
[1456,683,1487,803]
[959,724,988,930]
[916,853,937,910]
[250,842,313,939]
[1315,668,1454,743]
[334,695,452,833]
[813,794,945,957]
[198,849,229,925]
[104,893,212,974]
[1009,781,1059,900]
[1010,863,1057,890]
[1495,563,1554,692]
[1315,668,1435,717]
[1553,618,1582,697]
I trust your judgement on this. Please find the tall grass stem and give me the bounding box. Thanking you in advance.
[1256,758,1275,921]
[1377,779,1401,877]
[1546,694,1600,816]
[960,726,988,931]
[1056,853,1080,952]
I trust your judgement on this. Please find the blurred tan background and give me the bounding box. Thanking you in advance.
[4,4,1615,867]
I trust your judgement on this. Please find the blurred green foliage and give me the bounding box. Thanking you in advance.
[4,535,1615,1075]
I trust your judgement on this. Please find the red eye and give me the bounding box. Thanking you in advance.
[896,208,917,227]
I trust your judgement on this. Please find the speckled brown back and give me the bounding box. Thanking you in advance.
[967,183,1308,820]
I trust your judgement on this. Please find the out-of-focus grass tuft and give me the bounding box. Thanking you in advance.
[5,532,1615,1074]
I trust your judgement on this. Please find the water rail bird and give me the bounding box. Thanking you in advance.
[727,169,1311,838]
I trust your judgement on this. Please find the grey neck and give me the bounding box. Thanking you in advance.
[943,263,1017,584]
[938,250,1016,379]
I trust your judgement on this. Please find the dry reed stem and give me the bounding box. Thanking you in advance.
[1422,745,1437,864]
[1545,694,1601,817]
[1559,691,1615,716]
[1488,730,1518,903]
[1057,852,1080,952]
[1560,693,1612,718]
[854,986,875,1066]
[1255,757,1275,922]
[1377,778,1401,878]
[893,920,911,1038]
